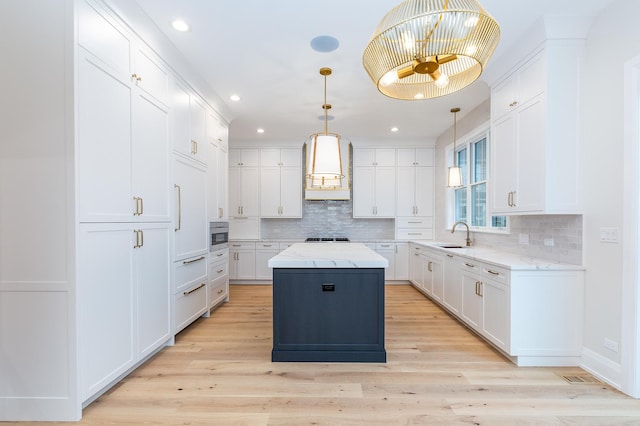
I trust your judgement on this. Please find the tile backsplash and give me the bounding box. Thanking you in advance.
[447,215,584,265]
[261,199,395,241]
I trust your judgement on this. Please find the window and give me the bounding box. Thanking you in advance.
[449,129,507,232]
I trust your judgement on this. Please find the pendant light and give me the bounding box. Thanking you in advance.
[362,0,500,100]
[447,107,463,188]
[306,67,344,188]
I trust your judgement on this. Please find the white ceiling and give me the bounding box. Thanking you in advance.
[134,0,613,144]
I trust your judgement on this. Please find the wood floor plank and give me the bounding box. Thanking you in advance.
[31,284,640,426]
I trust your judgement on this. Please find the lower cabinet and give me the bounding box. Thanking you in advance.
[255,242,279,280]
[229,241,256,280]
[173,253,208,334]
[78,222,171,402]
[209,248,229,308]
[375,242,409,281]
[410,243,584,366]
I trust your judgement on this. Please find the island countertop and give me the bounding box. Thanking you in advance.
[268,242,389,268]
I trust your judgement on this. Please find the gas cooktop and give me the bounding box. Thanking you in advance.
[305,237,350,242]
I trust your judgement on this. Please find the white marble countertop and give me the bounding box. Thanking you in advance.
[268,243,389,268]
[415,241,585,271]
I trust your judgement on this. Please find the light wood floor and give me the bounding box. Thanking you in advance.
[43,284,640,425]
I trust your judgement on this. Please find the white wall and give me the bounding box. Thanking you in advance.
[580,0,640,389]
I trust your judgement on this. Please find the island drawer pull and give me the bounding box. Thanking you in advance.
[183,283,205,295]
[322,283,335,292]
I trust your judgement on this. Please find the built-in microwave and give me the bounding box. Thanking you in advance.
[209,221,229,251]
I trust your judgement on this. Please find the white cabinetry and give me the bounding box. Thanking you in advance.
[169,79,207,164]
[411,243,584,366]
[209,248,229,309]
[395,148,434,216]
[260,148,302,218]
[442,253,463,315]
[229,241,256,280]
[78,222,171,401]
[255,242,280,280]
[353,148,396,218]
[376,242,409,281]
[172,253,208,334]
[206,111,228,221]
[490,42,584,214]
[229,149,260,239]
[78,49,170,223]
[173,156,208,261]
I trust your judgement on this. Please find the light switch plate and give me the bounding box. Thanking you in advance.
[600,227,620,243]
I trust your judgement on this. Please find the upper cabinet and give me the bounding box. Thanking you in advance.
[490,42,584,215]
[259,148,302,218]
[353,148,396,218]
[395,148,434,217]
[169,78,207,164]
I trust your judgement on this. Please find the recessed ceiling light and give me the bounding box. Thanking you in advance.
[257,128,265,134]
[230,94,240,101]
[171,19,190,32]
[390,127,399,132]
[310,35,340,53]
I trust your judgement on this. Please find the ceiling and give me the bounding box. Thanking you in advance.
[134,0,613,144]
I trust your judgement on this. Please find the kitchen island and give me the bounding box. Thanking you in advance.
[268,243,388,362]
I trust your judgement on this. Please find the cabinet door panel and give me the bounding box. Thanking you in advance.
[353,167,375,217]
[134,48,168,105]
[396,167,415,216]
[189,97,206,163]
[259,167,281,217]
[207,142,220,221]
[280,148,301,167]
[174,157,207,261]
[281,167,302,217]
[170,79,191,156]
[491,113,517,213]
[217,149,228,220]
[132,93,170,221]
[240,167,259,217]
[414,166,434,216]
[415,148,434,167]
[137,225,171,357]
[374,167,396,217]
[461,273,482,330]
[514,97,545,212]
[78,54,132,222]
[482,279,510,351]
[78,224,135,400]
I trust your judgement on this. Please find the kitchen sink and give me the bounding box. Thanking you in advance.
[436,244,464,249]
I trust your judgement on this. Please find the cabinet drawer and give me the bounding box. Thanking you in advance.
[209,259,229,281]
[174,281,207,332]
[375,242,395,250]
[209,276,228,308]
[396,217,433,228]
[229,241,256,250]
[279,241,296,250]
[396,229,433,240]
[210,249,229,263]
[174,255,207,293]
[482,264,509,283]
[256,242,278,250]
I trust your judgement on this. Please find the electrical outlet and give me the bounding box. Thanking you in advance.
[518,234,529,245]
[544,238,554,247]
[604,338,619,353]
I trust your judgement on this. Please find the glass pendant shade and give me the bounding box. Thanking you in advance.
[447,166,463,187]
[307,133,344,188]
[363,0,500,100]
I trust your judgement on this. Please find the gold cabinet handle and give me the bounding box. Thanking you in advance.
[183,283,206,296]
[465,263,475,268]
[133,196,143,215]
[133,230,139,248]
[131,73,141,82]
[487,270,500,276]
[139,229,143,247]
[217,289,224,295]
[183,256,205,264]
[428,261,433,272]
[174,184,182,231]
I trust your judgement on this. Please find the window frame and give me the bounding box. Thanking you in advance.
[446,122,509,234]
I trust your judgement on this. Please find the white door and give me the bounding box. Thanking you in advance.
[414,166,434,217]
[514,96,545,212]
[280,167,302,217]
[491,112,517,213]
[396,167,416,217]
[353,167,375,217]
[461,272,483,331]
[375,167,396,217]
[259,167,281,217]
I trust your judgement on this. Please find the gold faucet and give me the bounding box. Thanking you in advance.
[451,221,472,246]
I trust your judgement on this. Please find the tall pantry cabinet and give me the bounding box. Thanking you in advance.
[0,0,231,421]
